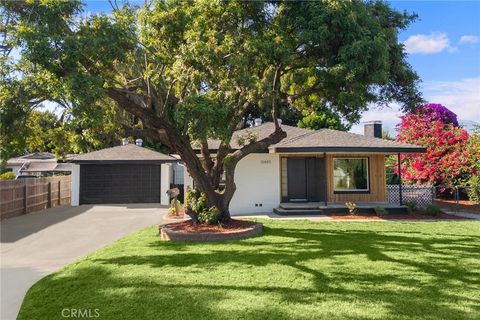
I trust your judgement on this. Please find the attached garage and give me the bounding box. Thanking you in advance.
[70,143,177,205]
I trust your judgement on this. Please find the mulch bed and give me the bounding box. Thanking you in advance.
[166,210,185,219]
[164,219,257,233]
[434,199,480,214]
[160,219,263,242]
[328,212,468,220]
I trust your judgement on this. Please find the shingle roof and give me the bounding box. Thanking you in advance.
[200,122,424,153]
[71,144,177,163]
[7,153,56,165]
[20,161,58,172]
[270,128,425,153]
[201,122,312,150]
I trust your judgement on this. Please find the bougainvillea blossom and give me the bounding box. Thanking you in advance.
[395,104,472,189]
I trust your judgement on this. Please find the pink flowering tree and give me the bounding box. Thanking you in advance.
[396,103,473,189]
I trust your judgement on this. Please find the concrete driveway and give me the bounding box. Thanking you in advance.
[1,204,167,320]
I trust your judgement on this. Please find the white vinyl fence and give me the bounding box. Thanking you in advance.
[387,185,434,208]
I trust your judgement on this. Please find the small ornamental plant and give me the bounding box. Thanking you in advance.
[184,188,221,225]
[405,200,418,214]
[374,207,388,216]
[424,204,442,216]
[345,202,357,215]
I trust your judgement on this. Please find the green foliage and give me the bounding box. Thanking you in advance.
[3,0,421,144]
[424,204,441,216]
[185,189,208,214]
[374,207,388,216]
[3,0,422,216]
[0,171,16,180]
[405,200,418,214]
[345,202,357,215]
[222,155,235,169]
[385,155,399,185]
[467,125,480,175]
[382,130,395,141]
[236,132,259,147]
[198,206,221,225]
[466,175,480,204]
[185,188,220,224]
[298,106,349,131]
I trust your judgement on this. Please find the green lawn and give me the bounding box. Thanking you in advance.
[19,220,480,320]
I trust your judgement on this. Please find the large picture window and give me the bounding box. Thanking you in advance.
[333,158,369,192]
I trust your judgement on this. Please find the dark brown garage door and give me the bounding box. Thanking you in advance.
[80,164,161,204]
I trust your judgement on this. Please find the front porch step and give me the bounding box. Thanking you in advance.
[274,208,325,215]
[279,202,324,210]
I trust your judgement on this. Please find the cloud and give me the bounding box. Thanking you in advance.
[459,35,479,45]
[350,77,480,135]
[423,77,480,120]
[349,104,403,136]
[403,33,451,54]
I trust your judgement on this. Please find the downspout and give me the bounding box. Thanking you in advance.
[397,153,403,206]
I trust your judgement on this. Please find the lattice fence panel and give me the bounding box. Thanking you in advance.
[387,185,434,208]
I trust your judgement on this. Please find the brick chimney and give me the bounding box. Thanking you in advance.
[364,121,382,138]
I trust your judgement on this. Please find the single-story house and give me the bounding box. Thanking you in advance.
[69,141,178,206]
[185,120,425,215]
[5,152,71,177]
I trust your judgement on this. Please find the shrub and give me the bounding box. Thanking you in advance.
[466,175,480,204]
[424,204,442,216]
[185,189,208,214]
[198,206,221,225]
[405,200,417,213]
[184,188,221,224]
[345,202,357,215]
[396,104,472,189]
[374,207,388,215]
[0,172,16,180]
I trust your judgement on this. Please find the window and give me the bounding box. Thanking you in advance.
[333,158,369,192]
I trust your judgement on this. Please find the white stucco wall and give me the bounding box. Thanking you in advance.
[182,154,280,215]
[7,165,21,176]
[70,163,80,206]
[229,153,280,215]
[161,163,172,205]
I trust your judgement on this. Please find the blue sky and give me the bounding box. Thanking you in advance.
[80,1,480,134]
[352,0,480,134]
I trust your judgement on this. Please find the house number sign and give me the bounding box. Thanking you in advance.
[260,160,271,164]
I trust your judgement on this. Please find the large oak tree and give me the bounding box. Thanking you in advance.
[1,0,421,220]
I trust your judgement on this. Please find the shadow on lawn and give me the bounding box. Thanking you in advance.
[18,223,480,320]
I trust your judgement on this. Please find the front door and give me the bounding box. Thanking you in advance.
[287,158,307,201]
[285,157,326,202]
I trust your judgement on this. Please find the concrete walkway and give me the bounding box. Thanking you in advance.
[1,204,167,320]
[235,212,475,222]
[442,210,480,220]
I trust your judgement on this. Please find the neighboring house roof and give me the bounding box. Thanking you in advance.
[20,162,58,173]
[53,163,72,171]
[70,144,177,163]
[7,152,56,166]
[200,122,425,154]
[271,128,426,153]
